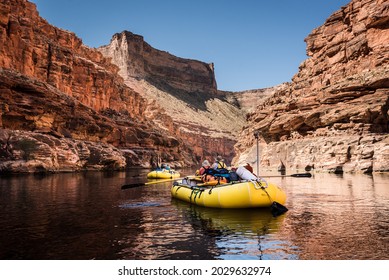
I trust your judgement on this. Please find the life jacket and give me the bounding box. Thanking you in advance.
[211,161,228,175]
[215,161,227,169]
[199,166,211,175]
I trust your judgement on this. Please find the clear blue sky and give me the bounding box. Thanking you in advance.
[30,0,350,92]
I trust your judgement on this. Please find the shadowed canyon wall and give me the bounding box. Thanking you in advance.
[0,0,202,172]
[233,0,389,173]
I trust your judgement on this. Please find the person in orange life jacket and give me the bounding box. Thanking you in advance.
[212,155,227,170]
[200,160,213,181]
[196,160,217,182]
[199,160,211,175]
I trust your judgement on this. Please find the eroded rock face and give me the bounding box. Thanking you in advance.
[0,0,141,115]
[98,31,246,163]
[99,31,217,95]
[224,84,288,114]
[0,0,198,172]
[0,128,127,172]
[233,0,389,173]
[0,68,195,172]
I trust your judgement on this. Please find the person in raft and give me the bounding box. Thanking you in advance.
[161,163,171,171]
[212,155,228,170]
[196,160,217,182]
[199,160,211,175]
[202,157,228,184]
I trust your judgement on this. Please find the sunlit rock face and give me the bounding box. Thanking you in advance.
[233,0,389,173]
[99,31,218,95]
[0,0,199,172]
[98,31,247,164]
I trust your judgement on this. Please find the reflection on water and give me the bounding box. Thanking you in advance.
[0,169,388,259]
[275,172,389,259]
[171,200,296,260]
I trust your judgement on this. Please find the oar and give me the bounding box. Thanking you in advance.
[121,177,185,190]
[253,131,292,216]
[260,172,312,178]
[259,171,311,216]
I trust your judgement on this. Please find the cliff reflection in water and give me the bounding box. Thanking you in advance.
[0,170,388,259]
[273,172,389,259]
[116,201,222,260]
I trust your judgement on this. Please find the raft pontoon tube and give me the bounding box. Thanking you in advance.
[171,176,286,209]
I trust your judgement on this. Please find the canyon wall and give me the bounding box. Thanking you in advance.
[0,0,200,172]
[233,0,389,173]
[222,84,289,114]
[3,0,387,174]
[99,31,217,95]
[99,31,245,164]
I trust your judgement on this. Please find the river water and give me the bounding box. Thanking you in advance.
[0,168,388,260]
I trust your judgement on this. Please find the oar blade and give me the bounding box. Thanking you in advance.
[290,173,312,178]
[261,173,312,178]
[121,183,145,189]
[270,201,288,217]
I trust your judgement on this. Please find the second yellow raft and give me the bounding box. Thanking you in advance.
[147,169,180,179]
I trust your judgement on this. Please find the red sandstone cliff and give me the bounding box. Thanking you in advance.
[98,31,246,163]
[233,0,389,173]
[0,0,199,172]
[99,31,217,95]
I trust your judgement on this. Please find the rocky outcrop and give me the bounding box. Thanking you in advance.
[233,0,389,173]
[0,0,198,172]
[99,31,246,163]
[236,134,389,173]
[0,67,194,172]
[0,0,139,114]
[0,128,126,173]
[99,31,217,96]
[222,84,288,114]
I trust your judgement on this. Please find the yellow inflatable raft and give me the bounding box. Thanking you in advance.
[147,169,180,179]
[171,177,286,209]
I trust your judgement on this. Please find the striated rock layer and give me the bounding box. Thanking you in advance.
[0,0,200,172]
[233,0,389,173]
[99,31,217,96]
[99,31,246,163]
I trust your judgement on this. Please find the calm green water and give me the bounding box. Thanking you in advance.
[0,169,388,260]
